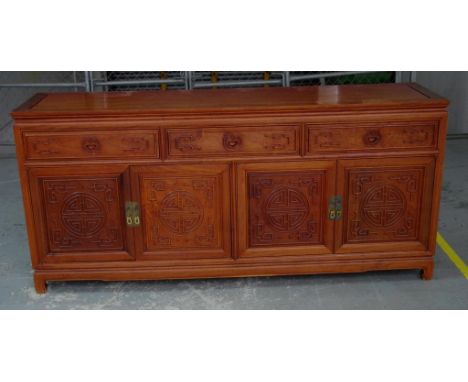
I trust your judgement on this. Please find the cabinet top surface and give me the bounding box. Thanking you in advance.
[12,83,448,120]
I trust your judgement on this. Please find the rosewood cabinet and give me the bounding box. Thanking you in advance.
[11,84,449,293]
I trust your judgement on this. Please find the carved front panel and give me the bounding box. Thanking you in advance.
[141,175,223,251]
[345,168,425,243]
[307,120,437,153]
[42,177,124,252]
[248,171,324,247]
[167,125,299,158]
[24,131,159,160]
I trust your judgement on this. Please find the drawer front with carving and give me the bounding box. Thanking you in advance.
[28,165,135,263]
[236,160,336,258]
[166,125,300,158]
[335,157,435,254]
[131,163,232,260]
[24,130,159,160]
[306,120,438,154]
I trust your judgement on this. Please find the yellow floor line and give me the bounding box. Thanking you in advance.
[437,232,468,279]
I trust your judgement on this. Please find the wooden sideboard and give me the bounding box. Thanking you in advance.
[11,83,449,293]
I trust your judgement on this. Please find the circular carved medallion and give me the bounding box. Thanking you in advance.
[361,183,406,227]
[264,187,309,231]
[61,193,106,237]
[159,191,203,234]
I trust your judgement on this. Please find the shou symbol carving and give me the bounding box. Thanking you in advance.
[42,178,123,252]
[264,188,309,231]
[347,168,423,243]
[61,193,106,237]
[360,184,406,228]
[159,191,204,234]
[144,174,221,251]
[248,171,323,247]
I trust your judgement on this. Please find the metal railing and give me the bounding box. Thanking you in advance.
[0,71,396,92]
[88,71,391,91]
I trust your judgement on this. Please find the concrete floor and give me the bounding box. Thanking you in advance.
[1,140,467,309]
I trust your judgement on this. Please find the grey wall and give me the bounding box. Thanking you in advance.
[415,71,468,135]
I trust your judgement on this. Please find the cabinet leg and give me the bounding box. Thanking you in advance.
[420,263,434,280]
[34,274,48,294]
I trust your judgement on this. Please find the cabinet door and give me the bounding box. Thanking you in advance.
[28,165,134,263]
[131,164,232,260]
[237,161,336,258]
[336,157,435,253]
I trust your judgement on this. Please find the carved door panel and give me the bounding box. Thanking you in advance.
[28,165,134,263]
[336,157,435,253]
[131,164,231,260]
[237,161,336,258]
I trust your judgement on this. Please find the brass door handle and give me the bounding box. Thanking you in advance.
[328,196,343,221]
[125,202,141,227]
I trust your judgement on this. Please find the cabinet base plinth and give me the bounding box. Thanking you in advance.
[34,273,48,294]
[420,262,434,280]
[33,257,434,294]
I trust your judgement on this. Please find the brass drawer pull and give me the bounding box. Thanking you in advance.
[223,133,242,151]
[81,136,101,153]
[363,130,382,146]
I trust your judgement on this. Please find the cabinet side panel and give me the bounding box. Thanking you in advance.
[428,111,449,253]
[13,125,41,267]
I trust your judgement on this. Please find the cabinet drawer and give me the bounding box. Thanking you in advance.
[24,130,159,160]
[166,125,300,158]
[306,120,438,154]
